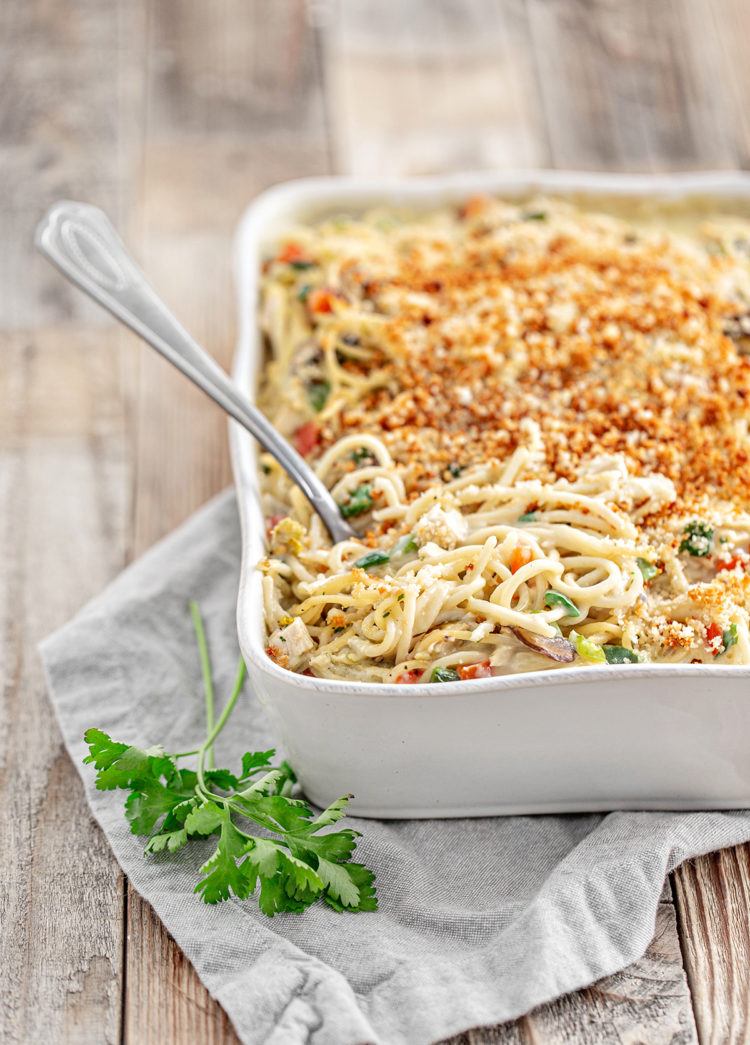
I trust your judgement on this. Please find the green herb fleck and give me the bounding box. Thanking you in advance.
[390,533,418,557]
[603,645,639,664]
[340,483,374,518]
[354,549,390,570]
[290,260,314,270]
[518,511,538,523]
[522,211,547,222]
[297,284,313,303]
[307,380,330,413]
[636,557,658,581]
[679,521,714,557]
[543,591,581,618]
[430,666,461,683]
[349,447,372,464]
[721,623,739,655]
[447,462,464,479]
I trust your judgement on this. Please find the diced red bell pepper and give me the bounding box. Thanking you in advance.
[706,621,723,656]
[510,545,534,574]
[458,660,493,680]
[395,669,422,684]
[293,421,319,457]
[717,555,745,572]
[277,242,308,264]
[307,287,338,314]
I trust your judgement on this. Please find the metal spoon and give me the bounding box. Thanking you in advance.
[35,200,356,543]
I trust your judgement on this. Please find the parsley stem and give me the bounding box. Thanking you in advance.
[205,658,246,752]
[170,749,200,758]
[190,600,216,770]
[196,658,247,799]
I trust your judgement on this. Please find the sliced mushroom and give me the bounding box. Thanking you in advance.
[509,626,576,662]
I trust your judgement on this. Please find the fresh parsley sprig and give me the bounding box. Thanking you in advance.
[83,601,377,916]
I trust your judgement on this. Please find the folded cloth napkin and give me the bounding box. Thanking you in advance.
[40,490,750,1045]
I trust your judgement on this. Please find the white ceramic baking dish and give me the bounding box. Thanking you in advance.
[231,170,750,818]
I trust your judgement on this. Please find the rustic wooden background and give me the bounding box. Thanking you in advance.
[4,0,750,1042]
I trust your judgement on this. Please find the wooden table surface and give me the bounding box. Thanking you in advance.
[4,1,750,1042]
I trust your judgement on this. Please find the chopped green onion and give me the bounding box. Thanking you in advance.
[354,549,390,570]
[636,557,658,581]
[522,211,547,221]
[340,483,374,518]
[297,284,312,302]
[430,667,461,683]
[390,533,418,557]
[679,521,714,557]
[603,645,639,664]
[518,511,538,523]
[290,260,314,270]
[571,632,606,663]
[307,380,330,413]
[543,591,581,618]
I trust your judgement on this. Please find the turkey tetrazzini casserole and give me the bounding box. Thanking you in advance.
[256,195,750,683]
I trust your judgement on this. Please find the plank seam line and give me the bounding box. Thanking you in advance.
[120,877,129,1045]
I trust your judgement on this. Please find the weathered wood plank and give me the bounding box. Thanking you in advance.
[0,330,131,1044]
[323,0,548,176]
[673,847,750,1044]
[526,0,739,171]
[0,0,143,328]
[123,2,330,1041]
[0,0,140,1039]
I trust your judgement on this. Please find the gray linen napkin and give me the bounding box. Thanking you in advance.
[40,490,750,1045]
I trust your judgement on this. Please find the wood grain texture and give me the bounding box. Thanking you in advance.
[0,331,131,1044]
[526,0,739,171]
[0,0,137,1039]
[324,0,548,175]
[673,848,750,1044]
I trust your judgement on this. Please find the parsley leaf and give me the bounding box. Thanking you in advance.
[307,380,330,413]
[83,602,377,916]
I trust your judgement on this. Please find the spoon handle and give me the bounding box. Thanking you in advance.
[35,200,355,543]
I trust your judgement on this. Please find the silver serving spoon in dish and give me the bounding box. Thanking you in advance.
[35,201,356,543]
